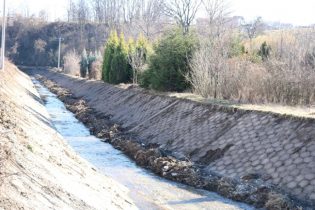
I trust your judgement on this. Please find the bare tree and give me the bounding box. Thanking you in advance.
[38,10,49,22]
[243,17,264,50]
[77,0,90,24]
[34,39,47,66]
[201,0,230,37]
[90,0,120,26]
[105,0,124,28]
[70,0,166,37]
[128,47,146,84]
[164,0,201,34]
[67,0,78,22]
[91,0,104,23]
[34,39,47,53]
[188,36,230,98]
[122,0,142,24]
[137,0,165,38]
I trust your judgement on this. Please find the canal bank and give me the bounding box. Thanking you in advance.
[0,62,137,210]
[33,78,255,210]
[29,67,309,209]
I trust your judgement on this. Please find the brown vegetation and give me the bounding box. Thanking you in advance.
[63,50,80,76]
[188,9,315,106]
[89,60,102,80]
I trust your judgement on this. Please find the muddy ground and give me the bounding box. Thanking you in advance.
[35,75,310,210]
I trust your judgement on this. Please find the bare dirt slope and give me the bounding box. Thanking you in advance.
[0,62,137,210]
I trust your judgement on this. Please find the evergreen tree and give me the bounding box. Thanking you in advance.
[141,29,197,91]
[258,41,271,61]
[109,33,131,84]
[101,31,132,84]
[88,51,96,71]
[102,31,119,82]
[80,49,89,78]
[136,33,151,62]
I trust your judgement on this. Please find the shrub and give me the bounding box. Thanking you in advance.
[188,38,230,98]
[89,51,103,80]
[139,68,153,88]
[87,52,96,72]
[229,36,245,57]
[141,29,197,91]
[80,49,89,78]
[33,39,47,66]
[258,41,271,61]
[188,36,315,105]
[63,50,80,76]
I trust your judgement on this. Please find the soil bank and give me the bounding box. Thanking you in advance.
[0,63,137,210]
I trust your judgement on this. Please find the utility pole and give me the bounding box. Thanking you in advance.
[0,0,6,70]
[57,36,62,69]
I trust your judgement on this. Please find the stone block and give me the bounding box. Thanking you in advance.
[287,181,297,189]
[298,180,309,188]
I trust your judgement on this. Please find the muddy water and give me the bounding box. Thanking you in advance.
[34,79,255,210]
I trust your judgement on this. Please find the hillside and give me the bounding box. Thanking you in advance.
[6,18,108,66]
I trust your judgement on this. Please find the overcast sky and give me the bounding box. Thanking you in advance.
[5,0,315,26]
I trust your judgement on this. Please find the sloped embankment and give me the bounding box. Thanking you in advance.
[31,69,315,208]
[0,63,137,210]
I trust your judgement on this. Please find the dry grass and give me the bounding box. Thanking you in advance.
[168,92,315,119]
[89,59,102,80]
[188,28,315,107]
[63,50,80,76]
[0,104,14,187]
[0,134,13,187]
